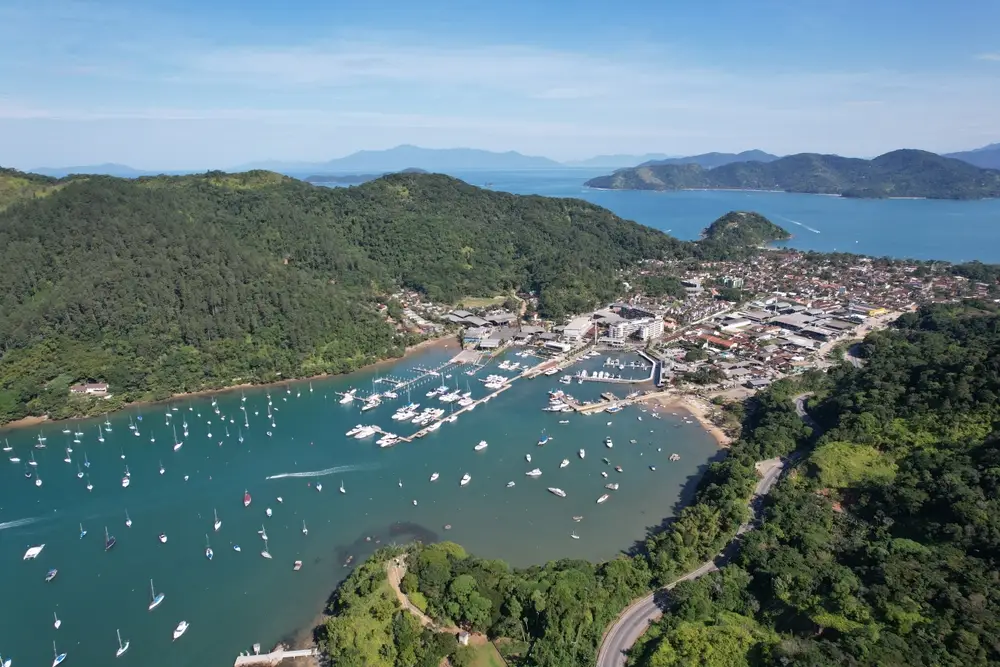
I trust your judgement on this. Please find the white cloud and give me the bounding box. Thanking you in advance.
[976,52,1000,61]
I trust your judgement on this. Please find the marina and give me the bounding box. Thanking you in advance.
[0,344,718,667]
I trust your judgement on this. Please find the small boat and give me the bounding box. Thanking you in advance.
[302,520,308,536]
[121,474,130,488]
[159,533,168,543]
[233,544,241,552]
[559,459,570,468]
[605,437,613,448]
[149,579,165,610]
[316,482,323,492]
[46,568,58,582]
[571,532,580,540]
[125,510,132,528]
[429,472,439,482]
[525,468,542,477]
[84,452,90,468]
[159,461,165,475]
[606,483,620,490]
[105,526,116,551]
[243,490,251,507]
[547,487,567,498]
[573,516,583,522]
[205,534,214,560]
[460,473,471,486]
[265,508,272,518]
[86,475,93,491]
[172,621,189,640]
[601,471,608,478]
[52,641,66,667]
[597,494,610,504]
[276,496,283,503]
[506,481,515,488]
[293,560,303,571]
[35,473,43,487]
[649,465,657,471]
[115,628,130,658]
[1,653,10,667]
[398,479,402,488]
[76,464,84,479]
[24,544,45,560]
[79,523,87,539]
[339,480,345,494]
[213,509,222,532]
[578,449,585,459]
[53,611,62,629]
[559,420,569,424]
[474,440,488,451]
[615,466,623,473]
[412,499,418,506]
[261,538,272,559]
[29,452,37,467]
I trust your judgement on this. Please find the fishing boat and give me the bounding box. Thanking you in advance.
[115,628,129,658]
[302,520,308,536]
[205,534,214,560]
[79,523,87,539]
[52,641,66,667]
[559,459,570,468]
[45,569,58,582]
[105,527,116,551]
[578,449,586,459]
[213,509,222,532]
[53,611,61,629]
[597,494,610,504]
[547,487,567,497]
[474,440,488,451]
[460,473,471,486]
[261,538,272,559]
[125,510,132,528]
[149,579,165,610]
[525,468,542,477]
[172,621,189,640]
[243,490,252,507]
[429,472,439,482]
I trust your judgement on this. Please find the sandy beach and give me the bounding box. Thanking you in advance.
[643,394,732,447]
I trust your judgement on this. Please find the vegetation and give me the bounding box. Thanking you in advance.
[585,149,1000,199]
[700,211,790,248]
[0,168,685,424]
[633,301,1000,666]
[639,150,780,169]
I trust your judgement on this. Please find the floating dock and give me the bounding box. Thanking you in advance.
[233,647,318,666]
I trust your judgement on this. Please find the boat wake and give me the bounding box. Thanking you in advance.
[777,215,821,234]
[0,516,42,531]
[266,463,379,480]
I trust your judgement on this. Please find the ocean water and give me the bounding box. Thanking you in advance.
[0,348,716,667]
[398,169,1000,264]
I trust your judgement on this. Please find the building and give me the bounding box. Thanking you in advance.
[544,341,573,353]
[463,326,492,345]
[607,316,663,343]
[562,316,593,342]
[70,382,109,396]
[722,276,745,289]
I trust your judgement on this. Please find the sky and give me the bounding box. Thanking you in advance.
[1,0,999,170]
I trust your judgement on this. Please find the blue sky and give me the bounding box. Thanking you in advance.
[1,0,998,169]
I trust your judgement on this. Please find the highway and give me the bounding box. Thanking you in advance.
[595,396,814,667]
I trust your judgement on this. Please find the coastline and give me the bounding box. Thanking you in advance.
[0,336,460,432]
[643,394,732,447]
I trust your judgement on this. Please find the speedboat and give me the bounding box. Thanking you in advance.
[547,487,567,498]
[46,568,58,582]
[525,468,542,477]
[460,473,471,486]
[578,449,585,459]
[474,440,488,451]
[649,465,657,471]
[172,621,189,640]
[605,437,613,448]
[233,544,241,552]
[293,560,303,571]
[429,472,439,482]
[525,454,531,462]
[615,466,623,473]
[601,471,608,478]
[597,494,610,504]
[559,459,570,468]
[506,481,515,488]
[159,533,168,543]
[606,483,620,490]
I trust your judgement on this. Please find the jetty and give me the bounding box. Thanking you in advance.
[233,647,319,666]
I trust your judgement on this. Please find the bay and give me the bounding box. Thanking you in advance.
[0,347,716,667]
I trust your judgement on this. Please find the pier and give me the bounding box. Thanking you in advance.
[233,647,319,666]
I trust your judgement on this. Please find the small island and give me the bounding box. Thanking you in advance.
[699,211,791,246]
[584,149,1000,200]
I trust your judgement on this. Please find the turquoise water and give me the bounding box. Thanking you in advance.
[0,348,716,667]
[437,169,1000,264]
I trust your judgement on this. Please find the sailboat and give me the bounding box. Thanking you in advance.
[243,489,252,507]
[86,474,93,492]
[1,652,10,667]
[261,537,272,559]
[159,460,165,475]
[104,418,112,431]
[173,425,183,451]
[105,526,116,551]
[53,611,61,629]
[302,520,308,536]
[115,629,129,658]
[148,579,164,611]
[84,452,90,468]
[1,438,10,452]
[29,451,37,467]
[35,472,43,487]
[205,534,214,560]
[52,640,66,667]
[79,523,87,539]
[213,509,222,532]
[76,463,84,479]
[125,510,132,528]
[238,428,244,443]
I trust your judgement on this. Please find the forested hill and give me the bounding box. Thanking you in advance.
[0,168,682,424]
[584,149,1000,199]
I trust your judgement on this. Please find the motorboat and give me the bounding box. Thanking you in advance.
[606,483,620,490]
[601,471,608,478]
[571,532,580,539]
[597,494,610,504]
[460,473,471,486]
[605,437,613,448]
[525,453,531,462]
[615,466,623,473]
[547,487,567,498]
[559,459,570,468]
[525,468,542,477]
[46,568,58,582]
[244,490,252,507]
[506,481,515,488]
[578,449,585,459]
[265,508,272,518]
[159,533,168,544]
[293,560,303,571]
[649,465,657,471]
[429,472,439,482]
[172,621,189,640]
[474,440,488,451]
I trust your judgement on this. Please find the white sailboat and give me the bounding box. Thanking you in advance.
[261,537,272,559]
[148,579,165,610]
[115,629,129,658]
[213,509,222,532]
[125,510,132,528]
[339,480,345,494]
[302,520,308,536]
[53,611,61,630]
[98,425,105,443]
[52,641,66,667]
[173,425,183,451]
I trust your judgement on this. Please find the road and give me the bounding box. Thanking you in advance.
[595,397,812,667]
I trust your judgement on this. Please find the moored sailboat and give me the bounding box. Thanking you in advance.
[148,579,164,610]
[115,629,129,658]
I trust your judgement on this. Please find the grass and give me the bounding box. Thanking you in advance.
[468,642,506,667]
[456,295,508,308]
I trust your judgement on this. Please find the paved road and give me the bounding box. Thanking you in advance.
[596,397,814,667]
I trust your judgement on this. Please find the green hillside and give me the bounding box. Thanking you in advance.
[585,149,1000,199]
[0,169,683,424]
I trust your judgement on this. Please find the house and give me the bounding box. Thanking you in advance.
[457,631,471,646]
[70,382,109,396]
[698,335,737,350]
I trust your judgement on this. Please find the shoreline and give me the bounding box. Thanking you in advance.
[1,336,459,432]
[642,394,732,447]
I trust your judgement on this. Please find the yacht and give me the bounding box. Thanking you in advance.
[46,569,58,582]
[429,472,439,482]
[460,473,471,486]
[525,453,531,462]
[606,405,623,414]
[506,481,515,488]
[360,396,382,412]
[149,580,165,610]
[345,424,365,436]
[338,389,357,404]
[353,426,377,439]
[525,468,542,477]
[578,449,586,459]
[605,483,620,490]
[172,621,189,640]
[547,487,567,498]
[559,459,570,468]
[597,494,610,504]
[615,466,623,473]
[474,440,488,451]
[605,437,613,448]
[23,544,45,560]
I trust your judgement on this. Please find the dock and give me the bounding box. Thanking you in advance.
[234,647,319,666]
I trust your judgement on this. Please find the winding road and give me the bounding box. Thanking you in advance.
[595,395,814,667]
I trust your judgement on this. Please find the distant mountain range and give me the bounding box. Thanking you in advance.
[563,153,676,168]
[237,145,563,173]
[944,142,1000,170]
[304,168,428,185]
[30,163,159,178]
[584,150,1000,200]
[638,150,780,168]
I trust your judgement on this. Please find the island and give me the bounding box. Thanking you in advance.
[584,149,1000,199]
[305,167,429,185]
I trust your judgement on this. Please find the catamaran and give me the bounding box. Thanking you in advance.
[149,579,165,610]
[115,628,129,658]
[213,509,222,532]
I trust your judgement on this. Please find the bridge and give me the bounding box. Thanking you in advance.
[233,647,319,666]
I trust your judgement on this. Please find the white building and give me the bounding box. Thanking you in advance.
[608,317,663,342]
[562,316,593,342]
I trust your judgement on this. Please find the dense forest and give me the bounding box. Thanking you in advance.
[0,168,688,424]
[585,149,1000,199]
[317,302,1000,667]
[698,211,791,259]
